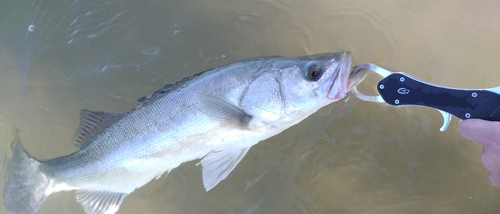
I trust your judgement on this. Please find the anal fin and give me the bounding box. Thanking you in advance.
[76,189,128,214]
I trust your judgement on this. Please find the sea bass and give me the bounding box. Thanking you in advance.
[4,51,368,214]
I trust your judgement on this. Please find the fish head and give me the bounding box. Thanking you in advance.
[241,51,368,126]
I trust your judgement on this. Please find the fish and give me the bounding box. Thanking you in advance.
[3,51,368,214]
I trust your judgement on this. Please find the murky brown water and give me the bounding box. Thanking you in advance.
[1,0,500,213]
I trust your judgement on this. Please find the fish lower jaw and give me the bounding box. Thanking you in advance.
[326,75,348,100]
[327,90,347,100]
[327,86,347,101]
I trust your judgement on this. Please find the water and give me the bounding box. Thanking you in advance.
[1,0,500,213]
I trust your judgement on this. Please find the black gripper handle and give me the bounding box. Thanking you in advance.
[377,73,500,121]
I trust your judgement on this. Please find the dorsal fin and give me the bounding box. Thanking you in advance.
[72,109,124,149]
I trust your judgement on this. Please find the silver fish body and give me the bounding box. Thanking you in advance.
[3,51,368,214]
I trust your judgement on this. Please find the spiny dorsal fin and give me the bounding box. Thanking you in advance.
[76,189,128,214]
[132,66,223,111]
[72,109,124,149]
[131,57,274,111]
[134,84,174,110]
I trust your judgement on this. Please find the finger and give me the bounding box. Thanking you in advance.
[488,170,500,188]
[481,141,500,188]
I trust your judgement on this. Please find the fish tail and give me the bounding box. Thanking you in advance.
[3,137,51,214]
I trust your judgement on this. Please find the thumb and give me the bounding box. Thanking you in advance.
[459,119,500,188]
[458,119,500,146]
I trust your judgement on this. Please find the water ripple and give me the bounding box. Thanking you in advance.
[326,1,401,63]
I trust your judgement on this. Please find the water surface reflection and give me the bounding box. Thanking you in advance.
[1,0,500,213]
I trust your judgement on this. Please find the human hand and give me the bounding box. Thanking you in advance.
[458,119,500,187]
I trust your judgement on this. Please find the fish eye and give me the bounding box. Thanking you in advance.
[305,62,323,81]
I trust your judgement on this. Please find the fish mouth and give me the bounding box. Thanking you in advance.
[327,51,352,100]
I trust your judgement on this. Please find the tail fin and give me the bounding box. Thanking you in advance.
[3,136,50,214]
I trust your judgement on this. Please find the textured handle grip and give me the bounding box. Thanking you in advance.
[377,73,500,121]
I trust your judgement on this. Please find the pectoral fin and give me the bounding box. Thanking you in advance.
[198,94,252,129]
[199,147,250,191]
[76,189,128,214]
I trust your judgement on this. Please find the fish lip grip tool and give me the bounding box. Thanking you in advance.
[352,63,500,131]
